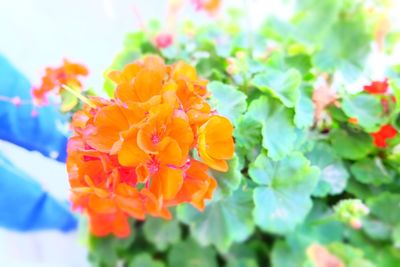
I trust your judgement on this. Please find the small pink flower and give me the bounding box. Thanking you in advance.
[155,33,173,49]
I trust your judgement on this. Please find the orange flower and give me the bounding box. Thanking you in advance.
[32,59,88,105]
[348,117,358,124]
[67,55,234,238]
[197,115,234,172]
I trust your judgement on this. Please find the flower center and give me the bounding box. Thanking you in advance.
[151,133,160,145]
[147,156,160,174]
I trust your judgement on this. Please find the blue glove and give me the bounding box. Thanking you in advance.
[0,152,77,231]
[0,55,68,162]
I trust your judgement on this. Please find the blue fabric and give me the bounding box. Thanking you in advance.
[0,55,77,232]
[0,152,77,231]
[0,55,68,162]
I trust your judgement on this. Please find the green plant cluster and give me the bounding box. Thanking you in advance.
[89,0,400,266]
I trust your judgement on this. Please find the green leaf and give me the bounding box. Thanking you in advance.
[168,239,218,267]
[350,158,393,186]
[367,193,400,226]
[330,128,374,160]
[342,94,384,132]
[306,142,349,197]
[286,54,312,76]
[103,77,116,98]
[252,69,301,108]
[225,244,259,267]
[210,155,243,196]
[292,0,342,46]
[177,187,255,252]
[247,96,297,160]
[294,90,314,129]
[362,219,392,241]
[143,217,181,251]
[88,233,135,266]
[249,152,319,234]
[389,78,400,111]
[234,116,262,149]
[227,259,259,267]
[271,240,305,267]
[60,89,78,112]
[391,224,400,248]
[128,253,165,267]
[328,243,376,267]
[208,81,247,124]
[312,14,371,80]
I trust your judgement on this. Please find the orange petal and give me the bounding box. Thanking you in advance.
[133,69,163,102]
[202,116,234,159]
[172,61,197,81]
[136,164,149,183]
[88,195,117,214]
[150,166,183,200]
[158,138,184,166]
[112,212,131,238]
[198,132,229,172]
[118,128,149,167]
[168,117,194,155]
[137,122,158,154]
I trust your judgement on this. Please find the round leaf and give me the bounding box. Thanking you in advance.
[177,187,255,252]
[168,239,218,267]
[249,153,319,234]
[143,217,181,251]
[252,69,301,108]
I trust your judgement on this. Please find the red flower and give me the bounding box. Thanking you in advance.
[154,33,173,49]
[371,124,397,148]
[364,79,388,95]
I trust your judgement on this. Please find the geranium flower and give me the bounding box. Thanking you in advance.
[371,124,397,148]
[67,55,234,237]
[197,115,234,172]
[154,33,173,49]
[364,79,388,95]
[32,59,88,105]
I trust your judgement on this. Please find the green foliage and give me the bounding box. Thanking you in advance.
[89,0,400,266]
[143,217,181,251]
[252,68,301,108]
[207,81,247,124]
[177,186,254,252]
[250,153,319,234]
[128,253,165,267]
[306,142,349,197]
[330,128,374,160]
[167,239,218,267]
[342,94,384,132]
[210,156,243,196]
[247,96,297,160]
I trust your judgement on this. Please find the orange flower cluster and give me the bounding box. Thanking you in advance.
[32,59,88,105]
[67,55,234,237]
